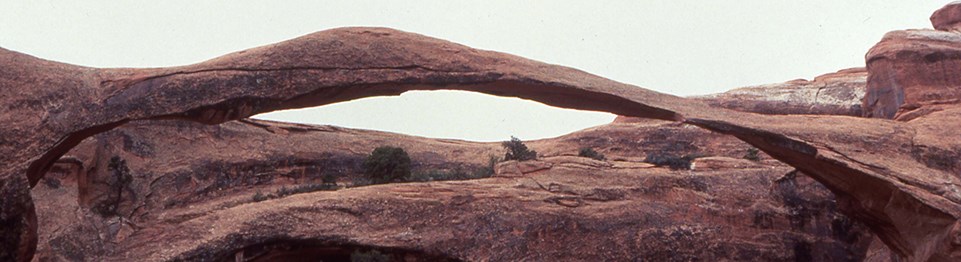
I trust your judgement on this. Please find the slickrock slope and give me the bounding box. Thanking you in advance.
[615,68,867,123]
[3,11,961,260]
[695,68,867,116]
[32,119,874,261]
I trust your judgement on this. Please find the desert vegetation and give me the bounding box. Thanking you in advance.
[644,153,702,170]
[744,147,761,161]
[408,156,498,182]
[502,136,537,161]
[578,147,606,161]
[363,146,412,184]
[92,156,133,217]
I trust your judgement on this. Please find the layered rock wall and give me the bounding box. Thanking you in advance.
[863,30,961,120]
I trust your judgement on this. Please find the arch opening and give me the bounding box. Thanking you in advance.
[253,90,617,142]
[27,78,684,188]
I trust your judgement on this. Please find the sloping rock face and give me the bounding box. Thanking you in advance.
[31,119,875,261]
[696,68,867,116]
[616,68,867,123]
[3,23,961,260]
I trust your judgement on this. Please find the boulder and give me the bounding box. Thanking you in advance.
[932,2,961,32]
[863,29,961,120]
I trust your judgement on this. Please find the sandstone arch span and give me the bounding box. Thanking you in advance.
[2,27,960,261]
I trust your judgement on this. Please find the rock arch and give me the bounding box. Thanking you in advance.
[2,27,960,261]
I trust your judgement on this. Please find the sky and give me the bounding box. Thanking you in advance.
[0,1,949,141]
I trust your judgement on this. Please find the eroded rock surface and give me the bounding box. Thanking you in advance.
[1,18,961,261]
[616,68,867,123]
[32,119,875,261]
[863,29,961,120]
[696,68,867,116]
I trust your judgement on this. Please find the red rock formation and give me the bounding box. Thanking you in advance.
[696,68,867,116]
[932,2,961,32]
[863,5,961,123]
[863,29,961,120]
[1,24,960,260]
[617,68,867,124]
[32,119,874,261]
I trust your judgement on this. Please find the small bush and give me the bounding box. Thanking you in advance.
[408,155,498,182]
[44,177,61,189]
[252,191,269,202]
[409,168,493,182]
[645,153,699,170]
[502,136,537,161]
[363,146,412,184]
[744,147,761,161]
[478,155,499,177]
[93,156,133,217]
[578,147,606,161]
[280,184,338,196]
[322,172,338,186]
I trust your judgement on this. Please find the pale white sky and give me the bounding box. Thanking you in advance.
[0,1,948,141]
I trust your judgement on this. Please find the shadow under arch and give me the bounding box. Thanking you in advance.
[2,27,959,261]
[216,238,463,262]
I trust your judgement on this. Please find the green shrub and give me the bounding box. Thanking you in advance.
[409,168,492,182]
[408,155,498,182]
[477,155,499,177]
[252,191,268,202]
[744,147,761,161]
[282,184,337,196]
[43,177,61,189]
[578,147,606,161]
[363,146,412,184]
[645,153,699,170]
[322,172,338,186]
[93,156,133,217]
[502,136,537,161]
